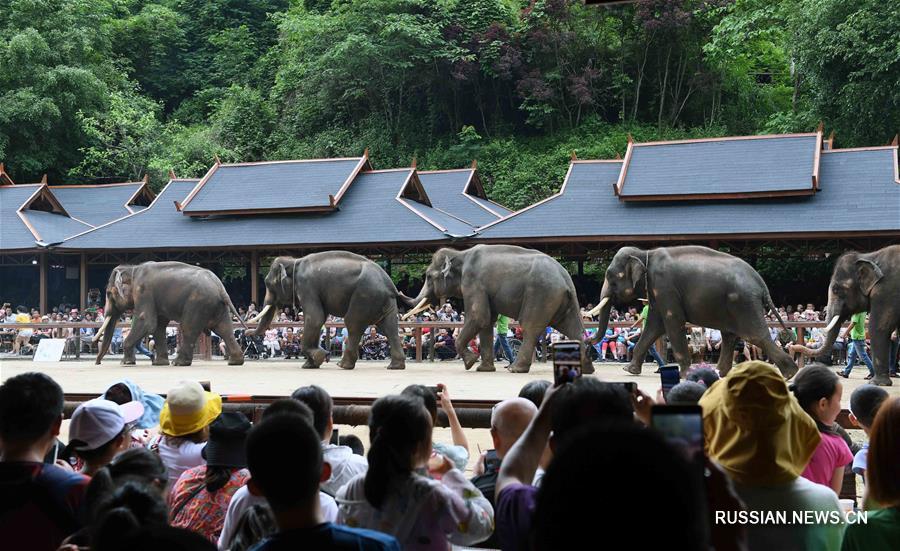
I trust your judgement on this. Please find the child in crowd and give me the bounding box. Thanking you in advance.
[790,365,854,494]
[848,385,889,507]
[65,398,144,476]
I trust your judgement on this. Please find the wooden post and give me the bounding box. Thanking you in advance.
[79,253,87,310]
[197,333,212,361]
[415,327,423,362]
[250,251,259,305]
[577,259,584,276]
[39,253,48,314]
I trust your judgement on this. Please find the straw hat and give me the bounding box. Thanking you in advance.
[159,381,222,437]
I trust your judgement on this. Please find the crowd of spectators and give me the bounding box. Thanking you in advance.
[2,361,899,551]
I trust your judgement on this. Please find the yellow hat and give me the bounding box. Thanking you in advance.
[159,381,222,437]
[699,361,820,486]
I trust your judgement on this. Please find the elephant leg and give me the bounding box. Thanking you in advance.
[456,318,484,370]
[748,330,797,380]
[626,310,665,375]
[509,323,542,373]
[151,319,170,366]
[300,305,327,369]
[552,313,594,375]
[475,325,496,372]
[716,332,737,376]
[377,312,405,370]
[121,312,155,365]
[172,323,199,366]
[660,317,691,377]
[868,307,895,386]
[214,315,244,366]
[338,322,365,370]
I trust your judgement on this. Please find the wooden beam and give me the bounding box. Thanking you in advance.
[39,253,48,314]
[250,251,259,305]
[79,253,87,310]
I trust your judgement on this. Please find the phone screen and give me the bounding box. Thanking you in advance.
[658,364,681,400]
[551,340,582,385]
[330,428,339,445]
[650,405,704,470]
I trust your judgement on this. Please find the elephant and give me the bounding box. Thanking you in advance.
[815,245,900,386]
[93,261,245,366]
[588,245,797,379]
[246,251,409,370]
[403,244,593,374]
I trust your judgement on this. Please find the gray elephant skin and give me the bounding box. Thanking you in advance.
[592,245,797,379]
[94,261,244,366]
[816,245,900,386]
[247,251,409,370]
[405,244,593,374]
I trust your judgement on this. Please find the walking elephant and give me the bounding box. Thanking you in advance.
[403,244,593,374]
[588,246,796,379]
[815,245,900,386]
[246,252,408,370]
[93,261,244,366]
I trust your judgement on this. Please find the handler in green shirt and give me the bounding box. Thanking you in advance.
[631,299,665,370]
[839,312,874,379]
[493,315,515,363]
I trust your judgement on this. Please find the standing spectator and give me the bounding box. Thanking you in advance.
[0,373,90,551]
[493,314,515,363]
[247,415,400,550]
[151,381,222,485]
[841,397,900,549]
[701,361,843,551]
[65,398,144,476]
[838,312,874,379]
[336,395,492,549]
[433,328,456,361]
[847,386,890,508]
[169,412,252,543]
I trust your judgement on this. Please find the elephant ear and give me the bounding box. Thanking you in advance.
[277,261,291,295]
[626,255,647,292]
[440,255,453,279]
[856,259,884,296]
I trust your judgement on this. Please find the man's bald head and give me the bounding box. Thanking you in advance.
[491,398,538,459]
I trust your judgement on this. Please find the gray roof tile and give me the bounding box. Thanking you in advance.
[50,183,145,226]
[1,185,92,251]
[418,170,508,227]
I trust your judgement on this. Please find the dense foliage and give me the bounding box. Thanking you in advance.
[1,0,896,208]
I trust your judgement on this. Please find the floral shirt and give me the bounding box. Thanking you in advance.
[336,469,493,550]
[168,465,250,543]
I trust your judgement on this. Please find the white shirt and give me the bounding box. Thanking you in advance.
[706,328,722,342]
[154,436,206,486]
[217,485,337,550]
[734,477,843,551]
[322,443,368,496]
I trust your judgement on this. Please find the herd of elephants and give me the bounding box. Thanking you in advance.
[91,243,900,386]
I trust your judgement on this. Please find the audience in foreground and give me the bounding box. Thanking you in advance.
[848,385,890,507]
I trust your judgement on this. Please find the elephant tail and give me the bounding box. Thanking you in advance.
[229,298,248,330]
[765,293,788,331]
[396,291,420,309]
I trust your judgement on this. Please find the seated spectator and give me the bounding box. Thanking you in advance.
[433,328,456,360]
[65,398,144,476]
[847,386,889,507]
[247,414,400,550]
[841,397,900,549]
[688,325,707,362]
[531,423,708,551]
[104,379,165,430]
[336,395,492,549]
[361,327,389,360]
[495,378,634,550]
[281,328,301,359]
[705,327,723,358]
[402,384,469,473]
[291,385,368,496]
[12,305,33,355]
[664,381,707,405]
[169,412,251,543]
[701,361,843,551]
[791,365,853,494]
[0,372,90,551]
[518,380,551,409]
[151,381,222,485]
[262,328,280,358]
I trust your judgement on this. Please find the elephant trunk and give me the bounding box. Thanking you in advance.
[589,282,614,345]
[401,282,436,320]
[815,301,846,361]
[245,291,277,336]
[95,300,118,365]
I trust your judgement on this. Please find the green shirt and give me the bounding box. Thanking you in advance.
[841,507,900,551]
[496,315,509,335]
[640,305,649,329]
[849,312,867,341]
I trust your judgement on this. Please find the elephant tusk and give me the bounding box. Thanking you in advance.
[247,305,271,325]
[824,315,840,332]
[586,297,609,317]
[402,297,430,321]
[93,316,112,343]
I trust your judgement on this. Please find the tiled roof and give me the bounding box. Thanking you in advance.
[0,185,92,251]
[478,148,900,240]
[180,157,370,216]
[616,133,821,201]
[50,182,152,226]
[418,169,510,227]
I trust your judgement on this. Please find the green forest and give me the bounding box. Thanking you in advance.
[1,0,897,209]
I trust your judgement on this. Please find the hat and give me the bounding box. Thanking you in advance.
[69,398,145,451]
[201,412,251,468]
[159,381,222,437]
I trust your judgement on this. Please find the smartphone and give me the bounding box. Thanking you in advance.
[650,405,705,472]
[330,428,339,445]
[658,364,681,401]
[551,340,582,386]
[613,381,638,395]
[427,385,441,400]
[483,449,501,473]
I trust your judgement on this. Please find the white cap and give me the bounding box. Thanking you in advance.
[68,398,144,451]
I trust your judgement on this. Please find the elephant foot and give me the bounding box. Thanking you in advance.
[582,361,595,375]
[462,352,478,371]
[307,348,327,367]
[623,363,642,375]
[508,361,532,373]
[121,359,136,366]
[476,361,496,372]
[228,357,244,366]
[386,361,405,370]
[171,359,191,367]
[869,376,893,387]
[301,361,320,369]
